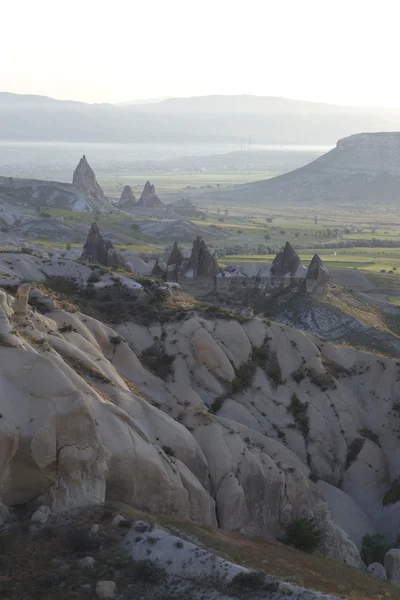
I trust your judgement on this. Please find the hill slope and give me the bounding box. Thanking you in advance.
[195,132,400,206]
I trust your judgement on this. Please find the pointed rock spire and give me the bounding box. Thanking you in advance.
[72,155,106,202]
[81,222,122,267]
[119,185,136,208]
[136,181,163,208]
[305,253,330,295]
[271,241,302,277]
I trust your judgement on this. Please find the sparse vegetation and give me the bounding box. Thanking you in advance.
[383,478,400,506]
[288,393,309,438]
[283,517,322,553]
[360,533,390,566]
[209,396,225,414]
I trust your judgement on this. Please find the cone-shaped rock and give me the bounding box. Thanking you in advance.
[119,185,136,208]
[271,241,302,277]
[73,155,106,202]
[152,257,167,278]
[166,241,185,281]
[81,222,122,267]
[136,181,163,208]
[305,253,330,295]
[183,235,218,279]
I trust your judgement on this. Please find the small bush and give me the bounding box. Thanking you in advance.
[360,533,389,565]
[346,438,365,469]
[109,335,122,345]
[162,445,175,457]
[283,517,322,553]
[358,427,380,446]
[292,366,305,383]
[39,212,51,218]
[288,393,309,438]
[67,528,100,553]
[58,323,74,333]
[174,540,183,549]
[231,570,266,590]
[133,559,166,583]
[209,396,225,414]
[383,478,400,505]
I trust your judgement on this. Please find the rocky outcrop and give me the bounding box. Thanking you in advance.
[118,185,136,208]
[183,235,218,278]
[0,176,92,212]
[305,254,330,296]
[151,257,167,278]
[271,241,302,277]
[166,242,185,282]
[73,155,106,203]
[136,181,163,209]
[81,223,122,267]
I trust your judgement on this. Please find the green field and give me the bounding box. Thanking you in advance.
[220,248,400,274]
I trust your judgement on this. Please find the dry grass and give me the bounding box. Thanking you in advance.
[113,503,400,600]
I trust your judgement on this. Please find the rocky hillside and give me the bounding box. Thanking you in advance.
[2,264,400,569]
[195,132,400,206]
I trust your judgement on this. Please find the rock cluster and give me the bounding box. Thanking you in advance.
[118,185,136,208]
[136,181,163,208]
[72,155,106,203]
[80,222,122,267]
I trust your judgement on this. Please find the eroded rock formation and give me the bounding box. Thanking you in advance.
[73,155,106,203]
[305,253,330,296]
[119,185,136,208]
[271,241,302,277]
[81,222,122,267]
[136,181,163,209]
[166,241,185,282]
[183,235,218,278]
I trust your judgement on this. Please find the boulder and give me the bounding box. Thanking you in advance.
[81,223,122,267]
[72,155,106,202]
[96,580,116,599]
[31,505,51,525]
[305,254,330,296]
[29,289,55,313]
[136,181,163,208]
[78,556,95,569]
[368,563,387,580]
[119,185,135,208]
[384,549,400,584]
[271,241,302,277]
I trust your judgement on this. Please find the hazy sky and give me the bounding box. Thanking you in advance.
[2,0,400,106]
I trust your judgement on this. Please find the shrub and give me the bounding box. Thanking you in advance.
[67,528,100,553]
[133,559,166,583]
[360,533,389,565]
[358,427,380,446]
[346,438,365,469]
[162,445,175,457]
[288,393,309,438]
[209,396,225,414]
[283,517,322,553]
[39,212,52,218]
[383,478,400,505]
[58,323,74,333]
[231,571,266,590]
[266,353,282,387]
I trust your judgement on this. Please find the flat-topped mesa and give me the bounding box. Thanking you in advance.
[166,241,185,282]
[136,181,164,209]
[80,222,122,267]
[72,155,106,202]
[119,185,136,208]
[305,253,330,296]
[271,241,303,278]
[183,235,218,279]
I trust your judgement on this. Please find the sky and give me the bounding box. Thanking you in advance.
[2,0,400,107]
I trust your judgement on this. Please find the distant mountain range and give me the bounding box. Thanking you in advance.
[2,92,400,144]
